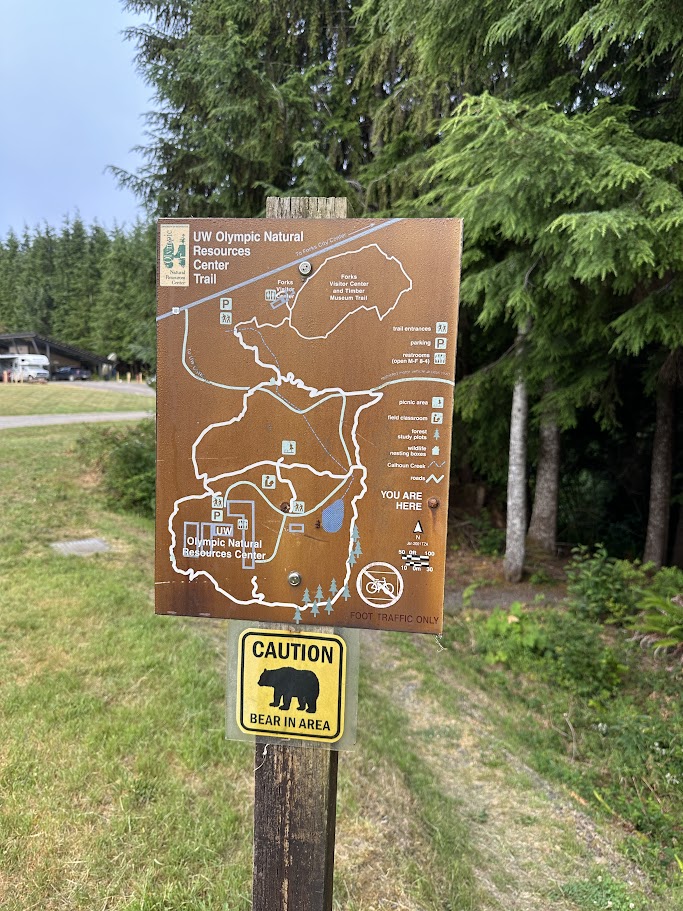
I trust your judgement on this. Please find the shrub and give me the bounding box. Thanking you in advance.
[649,566,683,600]
[481,602,547,665]
[455,510,505,556]
[540,611,627,698]
[80,420,156,518]
[477,525,506,556]
[476,604,626,698]
[566,544,647,622]
[632,592,683,659]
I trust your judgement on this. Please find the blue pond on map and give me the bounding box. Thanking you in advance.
[321,499,345,533]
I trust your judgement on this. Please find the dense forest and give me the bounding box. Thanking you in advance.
[118,0,683,571]
[0,220,156,370]
[2,0,682,569]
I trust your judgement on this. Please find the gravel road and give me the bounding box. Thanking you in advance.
[0,411,154,430]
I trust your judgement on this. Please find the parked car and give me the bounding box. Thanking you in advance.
[52,366,92,382]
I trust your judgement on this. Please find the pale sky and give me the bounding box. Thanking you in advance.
[0,1,152,238]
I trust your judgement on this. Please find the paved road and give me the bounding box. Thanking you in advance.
[59,380,156,397]
[0,411,154,430]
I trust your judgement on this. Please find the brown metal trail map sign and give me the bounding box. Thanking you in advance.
[156,217,462,634]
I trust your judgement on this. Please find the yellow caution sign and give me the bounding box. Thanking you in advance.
[237,628,346,743]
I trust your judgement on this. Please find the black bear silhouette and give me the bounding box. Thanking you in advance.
[258,667,319,713]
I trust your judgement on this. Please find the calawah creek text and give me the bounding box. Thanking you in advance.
[182,537,264,560]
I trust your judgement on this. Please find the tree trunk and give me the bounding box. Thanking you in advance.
[504,369,529,583]
[643,380,674,568]
[528,388,560,555]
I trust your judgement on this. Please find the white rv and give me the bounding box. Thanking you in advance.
[0,354,51,382]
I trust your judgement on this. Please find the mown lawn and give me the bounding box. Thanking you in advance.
[6,422,673,910]
[0,426,253,909]
[0,425,481,911]
[0,384,154,415]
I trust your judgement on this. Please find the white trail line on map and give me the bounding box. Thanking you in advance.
[286,244,413,340]
[168,244,454,613]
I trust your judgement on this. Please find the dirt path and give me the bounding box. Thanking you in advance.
[198,553,659,910]
[351,629,653,911]
[445,582,566,614]
[443,548,569,615]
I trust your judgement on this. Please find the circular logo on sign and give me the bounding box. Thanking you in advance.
[356,562,404,609]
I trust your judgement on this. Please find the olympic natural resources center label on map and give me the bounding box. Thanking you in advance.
[155,217,462,634]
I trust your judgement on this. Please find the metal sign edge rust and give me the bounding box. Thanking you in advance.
[155,216,462,634]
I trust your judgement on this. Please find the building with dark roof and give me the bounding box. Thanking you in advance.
[0,333,112,376]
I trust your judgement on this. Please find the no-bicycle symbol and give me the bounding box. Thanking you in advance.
[237,628,346,743]
[356,562,404,609]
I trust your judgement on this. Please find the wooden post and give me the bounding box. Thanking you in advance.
[252,196,347,911]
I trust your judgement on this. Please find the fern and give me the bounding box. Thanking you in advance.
[632,593,683,659]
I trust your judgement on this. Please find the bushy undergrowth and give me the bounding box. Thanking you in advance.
[632,592,683,658]
[444,600,683,875]
[464,548,683,872]
[566,544,648,622]
[567,544,683,629]
[478,603,627,698]
[79,420,156,518]
[450,510,506,556]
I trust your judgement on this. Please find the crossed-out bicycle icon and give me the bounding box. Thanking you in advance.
[356,562,404,608]
[365,577,395,597]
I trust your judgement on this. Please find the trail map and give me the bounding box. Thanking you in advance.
[156,218,461,634]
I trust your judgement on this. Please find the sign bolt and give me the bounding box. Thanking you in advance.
[280,502,290,512]
[298,261,312,276]
[288,572,302,587]
[428,497,440,509]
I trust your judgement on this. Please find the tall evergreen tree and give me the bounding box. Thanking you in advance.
[94,222,157,367]
[0,231,25,331]
[118,0,378,215]
[423,96,683,565]
[0,219,154,368]
[51,218,97,348]
[114,0,683,564]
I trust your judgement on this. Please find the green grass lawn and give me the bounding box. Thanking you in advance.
[0,426,253,909]
[406,608,683,901]
[0,425,481,911]
[6,423,672,910]
[0,384,154,416]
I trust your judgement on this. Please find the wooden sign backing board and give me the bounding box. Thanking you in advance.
[156,217,462,633]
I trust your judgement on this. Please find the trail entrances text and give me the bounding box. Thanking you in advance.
[156,217,462,633]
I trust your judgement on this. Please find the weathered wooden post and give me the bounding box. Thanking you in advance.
[251,196,347,911]
[252,735,338,911]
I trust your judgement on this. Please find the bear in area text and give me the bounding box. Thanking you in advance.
[258,667,319,712]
